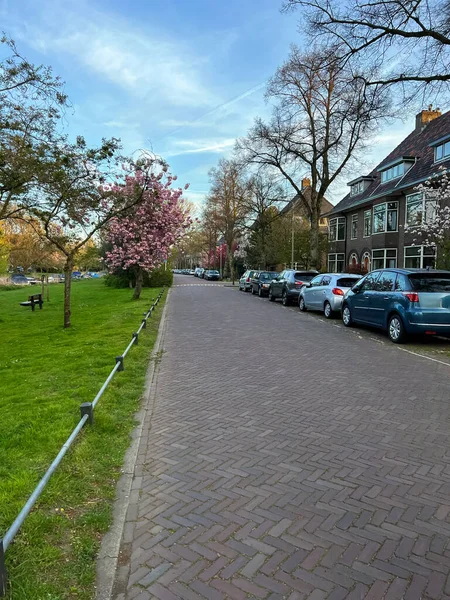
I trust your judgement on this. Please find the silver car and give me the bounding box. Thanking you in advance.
[239,270,259,292]
[299,273,362,318]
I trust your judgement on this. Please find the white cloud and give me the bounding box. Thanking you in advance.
[165,138,236,157]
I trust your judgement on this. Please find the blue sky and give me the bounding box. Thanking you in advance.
[2,0,413,211]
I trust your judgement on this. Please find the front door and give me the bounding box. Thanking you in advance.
[305,275,324,308]
[272,271,286,298]
[371,271,397,326]
[352,272,381,323]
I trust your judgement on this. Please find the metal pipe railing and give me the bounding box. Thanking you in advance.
[0,287,165,596]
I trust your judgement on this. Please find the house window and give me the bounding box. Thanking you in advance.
[405,192,438,226]
[435,140,450,162]
[329,217,346,241]
[364,210,371,237]
[404,246,436,268]
[362,251,371,272]
[381,162,404,183]
[372,202,398,234]
[328,253,345,273]
[350,181,364,196]
[351,214,358,240]
[372,248,397,269]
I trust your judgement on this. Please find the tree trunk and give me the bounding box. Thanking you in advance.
[63,256,74,328]
[228,245,234,284]
[133,267,143,300]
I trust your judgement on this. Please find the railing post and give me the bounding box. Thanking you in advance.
[80,402,94,425]
[115,356,124,371]
[141,318,147,329]
[0,538,7,597]
[132,332,138,345]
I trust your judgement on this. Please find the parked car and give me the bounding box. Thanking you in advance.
[198,268,206,278]
[204,270,220,281]
[341,268,450,343]
[299,273,362,318]
[268,270,319,305]
[189,269,195,275]
[11,274,30,285]
[250,271,279,297]
[26,277,41,285]
[239,270,259,292]
[194,268,202,277]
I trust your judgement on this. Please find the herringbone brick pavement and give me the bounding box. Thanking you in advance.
[112,275,450,599]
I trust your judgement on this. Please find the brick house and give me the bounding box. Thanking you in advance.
[325,107,448,273]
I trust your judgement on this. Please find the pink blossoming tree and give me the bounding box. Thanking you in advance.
[105,167,191,299]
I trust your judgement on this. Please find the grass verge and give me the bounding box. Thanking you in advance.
[0,279,165,599]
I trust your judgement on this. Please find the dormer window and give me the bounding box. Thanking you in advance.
[348,176,374,197]
[434,140,450,162]
[379,157,415,184]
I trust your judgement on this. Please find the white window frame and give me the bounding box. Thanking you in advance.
[372,248,397,269]
[328,253,345,273]
[381,162,404,183]
[363,210,371,237]
[328,217,346,242]
[350,180,364,196]
[351,214,358,240]
[372,202,398,234]
[434,140,450,163]
[405,192,438,227]
[404,245,436,269]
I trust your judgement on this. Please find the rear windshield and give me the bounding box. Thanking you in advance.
[294,273,315,282]
[409,274,450,292]
[260,272,276,280]
[336,277,360,288]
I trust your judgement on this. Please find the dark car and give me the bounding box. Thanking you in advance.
[204,270,220,281]
[342,268,450,343]
[268,269,319,305]
[11,275,30,285]
[250,271,279,297]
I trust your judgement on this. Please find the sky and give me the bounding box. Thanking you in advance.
[1,0,414,212]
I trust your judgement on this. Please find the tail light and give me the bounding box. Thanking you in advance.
[246,277,250,282]
[402,292,419,303]
[294,281,303,286]
[332,288,344,296]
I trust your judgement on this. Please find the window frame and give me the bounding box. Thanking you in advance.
[434,140,450,163]
[351,214,358,240]
[372,202,398,234]
[371,248,397,270]
[328,253,345,273]
[363,210,372,238]
[404,245,436,269]
[405,192,438,227]
[328,217,346,242]
[350,180,364,196]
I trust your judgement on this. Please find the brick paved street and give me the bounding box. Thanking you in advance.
[112,274,450,600]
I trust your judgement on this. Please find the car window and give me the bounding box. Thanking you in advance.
[395,274,409,292]
[360,272,381,292]
[310,276,323,287]
[336,277,359,287]
[260,272,273,280]
[294,272,315,281]
[278,271,285,280]
[409,274,450,292]
[322,276,332,286]
[375,271,397,292]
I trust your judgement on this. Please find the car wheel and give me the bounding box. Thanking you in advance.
[299,296,307,312]
[268,288,275,302]
[324,301,332,319]
[388,314,406,344]
[342,304,353,327]
[258,288,262,297]
[282,290,290,306]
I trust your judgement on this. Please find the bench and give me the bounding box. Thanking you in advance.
[20,293,44,311]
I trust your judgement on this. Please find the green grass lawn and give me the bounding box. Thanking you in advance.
[0,279,165,600]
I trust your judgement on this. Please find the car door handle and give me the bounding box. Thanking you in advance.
[383,296,390,300]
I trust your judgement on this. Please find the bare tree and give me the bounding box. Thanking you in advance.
[283,0,450,102]
[207,159,250,283]
[243,174,286,268]
[236,46,390,268]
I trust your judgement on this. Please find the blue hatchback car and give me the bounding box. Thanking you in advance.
[341,268,450,343]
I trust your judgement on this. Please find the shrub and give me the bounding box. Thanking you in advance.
[104,266,173,289]
[144,266,173,288]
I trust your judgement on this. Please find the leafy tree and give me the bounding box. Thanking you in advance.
[105,167,191,299]
[283,0,450,102]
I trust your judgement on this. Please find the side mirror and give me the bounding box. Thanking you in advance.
[304,282,311,288]
[351,284,361,293]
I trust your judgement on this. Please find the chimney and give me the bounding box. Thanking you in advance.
[415,105,441,133]
[301,177,311,190]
